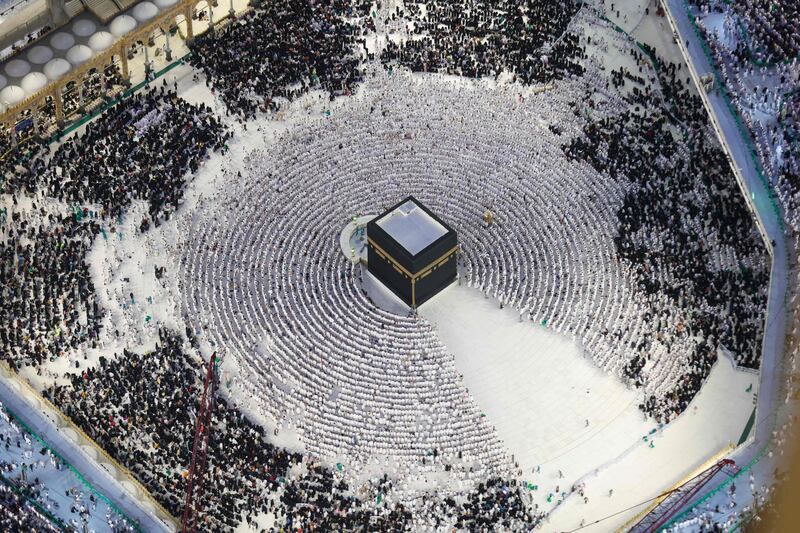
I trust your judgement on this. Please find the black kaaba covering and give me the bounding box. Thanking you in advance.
[367,196,458,308]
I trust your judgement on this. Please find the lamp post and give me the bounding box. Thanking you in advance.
[164,27,173,61]
[77,81,85,113]
[144,45,153,80]
[32,107,40,138]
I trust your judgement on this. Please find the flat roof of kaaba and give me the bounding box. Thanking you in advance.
[376,198,448,255]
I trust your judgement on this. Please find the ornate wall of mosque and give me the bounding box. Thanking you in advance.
[0,0,225,153]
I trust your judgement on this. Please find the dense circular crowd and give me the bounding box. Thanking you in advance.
[0,0,781,531]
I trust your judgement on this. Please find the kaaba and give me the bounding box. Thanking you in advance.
[367,196,458,309]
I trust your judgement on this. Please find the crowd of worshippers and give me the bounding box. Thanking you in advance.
[42,329,543,531]
[187,0,585,119]
[0,65,125,153]
[0,405,134,533]
[2,85,228,227]
[0,211,102,370]
[563,55,770,421]
[785,94,800,200]
[41,331,374,530]
[0,483,62,533]
[379,0,585,83]
[44,330,298,532]
[692,0,800,63]
[0,2,780,529]
[0,85,228,369]
[62,65,126,119]
[688,0,800,239]
[188,0,369,118]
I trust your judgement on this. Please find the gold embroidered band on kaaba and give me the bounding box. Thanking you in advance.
[367,238,458,280]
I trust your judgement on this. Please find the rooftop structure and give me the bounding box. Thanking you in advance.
[375,198,448,255]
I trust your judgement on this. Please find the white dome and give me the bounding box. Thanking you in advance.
[66,44,93,65]
[20,71,48,93]
[44,58,72,80]
[0,102,6,114]
[110,15,137,37]
[72,19,97,37]
[0,74,6,90]
[5,59,31,78]
[50,32,76,51]
[132,1,158,22]
[88,31,115,52]
[153,0,178,8]
[27,45,54,65]
[0,85,26,106]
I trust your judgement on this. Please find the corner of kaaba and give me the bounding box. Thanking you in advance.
[366,196,458,309]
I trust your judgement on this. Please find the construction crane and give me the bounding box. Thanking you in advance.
[628,459,737,533]
[181,352,223,532]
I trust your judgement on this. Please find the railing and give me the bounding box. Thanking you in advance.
[0,0,32,19]
[49,52,192,141]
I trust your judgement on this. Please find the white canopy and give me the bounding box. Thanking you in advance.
[110,15,137,37]
[44,58,72,80]
[66,44,93,66]
[72,19,97,37]
[50,32,76,51]
[5,59,31,78]
[0,74,6,91]
[89,31,115,52]
[27,45,54,65]
[0,85,26,106]
[154,0,178,8]
[21,72,48,93]
[132,2,158,22]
